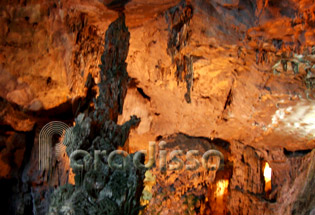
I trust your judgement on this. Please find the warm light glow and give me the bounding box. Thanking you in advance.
[270,101,315,139]
[68,168,75,185]
[264,162,272,193]
[264,162,272,181]
[215,180,229,197]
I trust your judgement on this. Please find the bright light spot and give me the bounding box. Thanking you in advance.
[215,180,229,197]
[269,101,315,139]
[264,162,271,180]
[294,122,300,128]
[264,162,272,193]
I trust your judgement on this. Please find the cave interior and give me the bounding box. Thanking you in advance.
[0,0,314,215]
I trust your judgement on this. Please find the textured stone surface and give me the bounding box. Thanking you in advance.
[48,13,145,215]
[0,0,315,149]
[142,134,231,215]
[0,0,315,215]
[141,135,314,215]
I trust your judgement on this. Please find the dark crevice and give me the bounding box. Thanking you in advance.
[0,178,16,215]
[137,87,151,101]
[241,155,245,163]
[46,77,52,85]
[129,78,140,88]
[104,0,131,11]
[283,148,312,157]
[156,135,163,141]
[0,95,74,123]
[178,132,231,152]
[223,88,233,110]
[30,99,74,119]
[0,124,15,132]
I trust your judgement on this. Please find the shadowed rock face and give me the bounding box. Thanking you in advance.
[95,12,130,122]
[47,13,145,215]
[0,0,315,215]
[101,0,131,11]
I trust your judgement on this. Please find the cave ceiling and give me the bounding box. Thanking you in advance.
[1,0,315,151]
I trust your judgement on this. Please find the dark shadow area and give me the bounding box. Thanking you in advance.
[284,148,312,157]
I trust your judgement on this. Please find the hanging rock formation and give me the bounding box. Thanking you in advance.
[48,13,144,215]
[0,0,315,215]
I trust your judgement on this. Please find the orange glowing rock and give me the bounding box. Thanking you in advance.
[68,168,75,185]
[215,179,229,197]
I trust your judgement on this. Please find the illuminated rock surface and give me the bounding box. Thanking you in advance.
[0,0,314,214]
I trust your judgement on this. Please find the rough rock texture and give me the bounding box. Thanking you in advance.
[47,13,145,215]
[142,134,232,215]
[0,0,315,214]
[1,0,315,149]
[141,134,314,215]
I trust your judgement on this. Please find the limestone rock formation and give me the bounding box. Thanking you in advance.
[0,0,314,215]
[48,13,145,215]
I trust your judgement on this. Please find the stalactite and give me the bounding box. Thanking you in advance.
[166,0,194,103]
[47,13,144,215]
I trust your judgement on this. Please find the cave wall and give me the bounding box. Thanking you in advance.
[0,0,314,214]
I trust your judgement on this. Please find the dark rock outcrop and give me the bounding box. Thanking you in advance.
[48,13,144,215]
